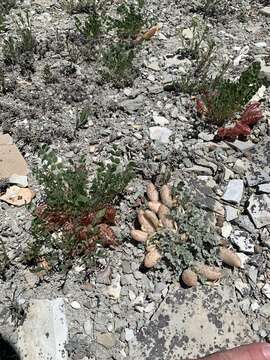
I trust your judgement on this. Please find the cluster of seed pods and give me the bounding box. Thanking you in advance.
[131,183,242,287]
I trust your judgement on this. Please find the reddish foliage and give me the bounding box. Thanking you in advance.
[216,102,263,141]
[98,223,118,247]
[35,203,119,258]
[196,98,208,115]
[239,102,263,126]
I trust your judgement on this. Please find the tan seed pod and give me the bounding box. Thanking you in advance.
[182,269,198,287]
[144,247,161,268]
[219,247,241,268]
[131,230,148,243]
[146,182,159,202]
[144,209,160,230]
[160,184,173,208]
[158,204,170,220]
[160,216,175,229]
[143,25,160,40]
[138,210,156,234]
[195,263,222,281]
[148,201,161,214]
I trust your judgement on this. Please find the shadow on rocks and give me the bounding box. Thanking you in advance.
[0,334,20,360]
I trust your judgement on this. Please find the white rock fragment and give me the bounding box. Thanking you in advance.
[70,301,81,309]
[17,298,68,360]
[149,126,173,144]
[144,302,155,313]
[225,206,239,221]
[258,183,270,194]
[228,140,255,152]
[222,179,244,205]
[182,28,193,39]
[125,328,135,342]
[153,114,169,126]
[251,301,260,311]
[9,175,28,187]
[104,274,121,299]
[250,85,266,102]
[221,222,233,238]
[262,283,270,299]
[247,194,270,228]
[255,42,267,48]
[230,230,254,254]
[260,7,270,16]
[236,253,249,269]
[84,320,93,336]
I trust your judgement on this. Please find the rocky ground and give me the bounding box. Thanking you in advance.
[0,0,270,359]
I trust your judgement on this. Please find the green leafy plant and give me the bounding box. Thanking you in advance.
[75,10,103,39]
[102,42,136,86]
[60,0,94,14]
[0,239,9,279]
[0,288,26,326]
[25,146,134,272]
[109,0,147,39]
[74,107,90,135]
[0,0,17,32]
[201,62,262,125]
[3,11,36,69]
[148,183,219,276]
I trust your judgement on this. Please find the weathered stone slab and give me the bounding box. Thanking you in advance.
[17,298,68,360]
[132,285,253,360]
[0,144,28,179]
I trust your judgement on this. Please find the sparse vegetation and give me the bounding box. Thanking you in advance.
[200,62,262,125]
[0,288,26,326]
[60,0,94,14]
[0,0,17,32]
[0,239,9,279]
[3,11,36,71]
[25,147,134,272]
[147,183,219,278]
[102,42,136,86]
[74,107,91,135]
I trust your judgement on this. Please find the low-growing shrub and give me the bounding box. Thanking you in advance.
[3,11,36,72]
[200,61,262,125]
[25,147,134,272]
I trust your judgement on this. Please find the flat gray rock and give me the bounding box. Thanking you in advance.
[222,179,244,204]
[132,285,253,360]
[260,7,270,17]
[247,194,270,228]
[149,126,173,144]
[230,230,255,254]
[17,298,68,360]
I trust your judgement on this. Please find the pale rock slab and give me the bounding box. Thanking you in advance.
[132,285,253,360]
[247,194,270,228]
[149,126,173,144]
[17,298,68,360]
[222,179,244,205]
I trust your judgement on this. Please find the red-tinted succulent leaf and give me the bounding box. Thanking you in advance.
[98,223,118,247]
[239,101,263,126]
[104,206,117,225]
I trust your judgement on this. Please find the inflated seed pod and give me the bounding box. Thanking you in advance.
[131,230,148,243]
[157,204,170,219]
[160,216,175,230]
[144,210,160,230]
[144,247,161,268]
[195,263,222,281]
[160,184,173,208]
[182,269,198,287]
[142,25,160,40]
[219,247,241,268]
[148,201,161,214]
[138,210,156,234]
[146,183,159,202]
